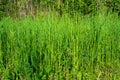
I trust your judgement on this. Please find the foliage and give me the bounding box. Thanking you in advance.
[0,0,120,18]
[0,14,120,79]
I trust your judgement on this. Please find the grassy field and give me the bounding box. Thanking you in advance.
[0,13,120,80]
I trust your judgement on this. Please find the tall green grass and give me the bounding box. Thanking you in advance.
[0,14,120,80]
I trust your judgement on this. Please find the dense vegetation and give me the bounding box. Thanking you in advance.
[0,13,120,79]
[0,0,120,80]
[0,0,120,19]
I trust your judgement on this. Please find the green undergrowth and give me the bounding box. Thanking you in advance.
[0,14,120,80]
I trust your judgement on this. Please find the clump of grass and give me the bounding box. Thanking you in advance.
[0,13,120,80]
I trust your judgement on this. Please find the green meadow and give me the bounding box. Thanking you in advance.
[0,13,120,80]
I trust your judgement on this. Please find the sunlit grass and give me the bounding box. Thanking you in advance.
[0,13,120,80]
